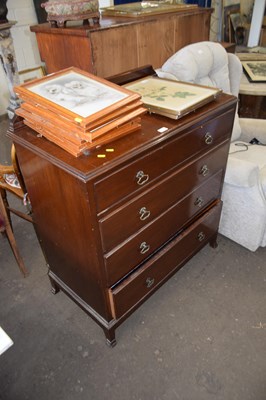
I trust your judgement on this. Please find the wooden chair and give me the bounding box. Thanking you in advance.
[0,144,33,277]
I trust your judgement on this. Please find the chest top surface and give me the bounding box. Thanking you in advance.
[9,92,237,180]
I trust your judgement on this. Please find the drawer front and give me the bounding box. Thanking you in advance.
[108,202,222,319]
[94,110,233,213]
[99,141,229,252]
[105,170,223,286]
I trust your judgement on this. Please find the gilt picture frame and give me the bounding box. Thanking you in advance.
[242,61,266,83]
[124,77,222,119]
[18,66,46,84]
[101,2,197,18]
[15,67,141,129]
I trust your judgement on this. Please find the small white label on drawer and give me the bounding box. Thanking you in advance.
[157,127,168,133]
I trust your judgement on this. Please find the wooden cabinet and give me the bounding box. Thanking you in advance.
[30,8,212,77]
[9,92,237,346]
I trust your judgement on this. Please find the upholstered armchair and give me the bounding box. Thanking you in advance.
[156,41,266,251]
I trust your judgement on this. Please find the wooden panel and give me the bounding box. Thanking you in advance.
[35,32,94,74]
[174,12,211,51]
[137,17,175,69]
[13,142,110,319]
[239,94,266,119]
[109,202,222,319]
[90,25,139,77]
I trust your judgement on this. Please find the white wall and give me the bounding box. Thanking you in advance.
[0,0,41,115]
[0,67,9,115]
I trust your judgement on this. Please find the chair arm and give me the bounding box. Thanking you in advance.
[224,156,260,187]
[155,68,179,81]
[239,118,266,143]
[0,164,14,176]
[260,165,266,199]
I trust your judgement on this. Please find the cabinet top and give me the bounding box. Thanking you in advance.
[9,92,236,180]
[30,8,212,36]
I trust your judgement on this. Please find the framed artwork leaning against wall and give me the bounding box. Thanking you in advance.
[242,61,266,83]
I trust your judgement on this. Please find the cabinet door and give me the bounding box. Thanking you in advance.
[90,25,139,77]
[137,17,175,69]
[35,32,94,74]
[174,11,211,51]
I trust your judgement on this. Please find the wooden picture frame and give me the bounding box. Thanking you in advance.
[124,77,222,119]
[15,67,141,129]
[18,66,45,84]
[242,61,266,83]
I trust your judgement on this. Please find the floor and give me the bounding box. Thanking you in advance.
[1,116,266,400]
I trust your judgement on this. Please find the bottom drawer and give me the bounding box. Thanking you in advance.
[108,202,222,319]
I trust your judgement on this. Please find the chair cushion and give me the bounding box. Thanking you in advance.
[229,142,266,169]
[3,173,21,189]
[225,142,266,192]
[224,157,259,187]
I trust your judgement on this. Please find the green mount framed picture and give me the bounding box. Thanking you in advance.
[242,61,266,83]
[124,77,222,119]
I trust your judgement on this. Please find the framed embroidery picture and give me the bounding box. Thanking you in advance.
[124,77,222,119]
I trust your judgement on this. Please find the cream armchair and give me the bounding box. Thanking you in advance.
[156,41,266,251]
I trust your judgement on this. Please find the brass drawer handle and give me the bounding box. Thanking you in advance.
[139,207,151,221]
[136,170,149,186]
[205,132,213,145]
[200,164,209,177]
[140,241,150,254]
[146,277,155,288]
[198,231,206,242]
[194,197,204,208]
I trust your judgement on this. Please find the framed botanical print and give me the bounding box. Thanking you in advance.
[124,76,222,119]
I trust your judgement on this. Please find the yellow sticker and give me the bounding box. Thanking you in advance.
[97,154,106,158]
[74,117,83,123]
[106,148,114,152]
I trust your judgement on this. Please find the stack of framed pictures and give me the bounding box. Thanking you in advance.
[15,67,146,157]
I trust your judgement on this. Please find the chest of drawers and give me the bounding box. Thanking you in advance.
[9,92,237,346]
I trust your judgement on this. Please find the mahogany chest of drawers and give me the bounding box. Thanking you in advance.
[9,92,237,346]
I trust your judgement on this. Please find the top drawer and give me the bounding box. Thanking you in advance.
[94,109,234,213]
